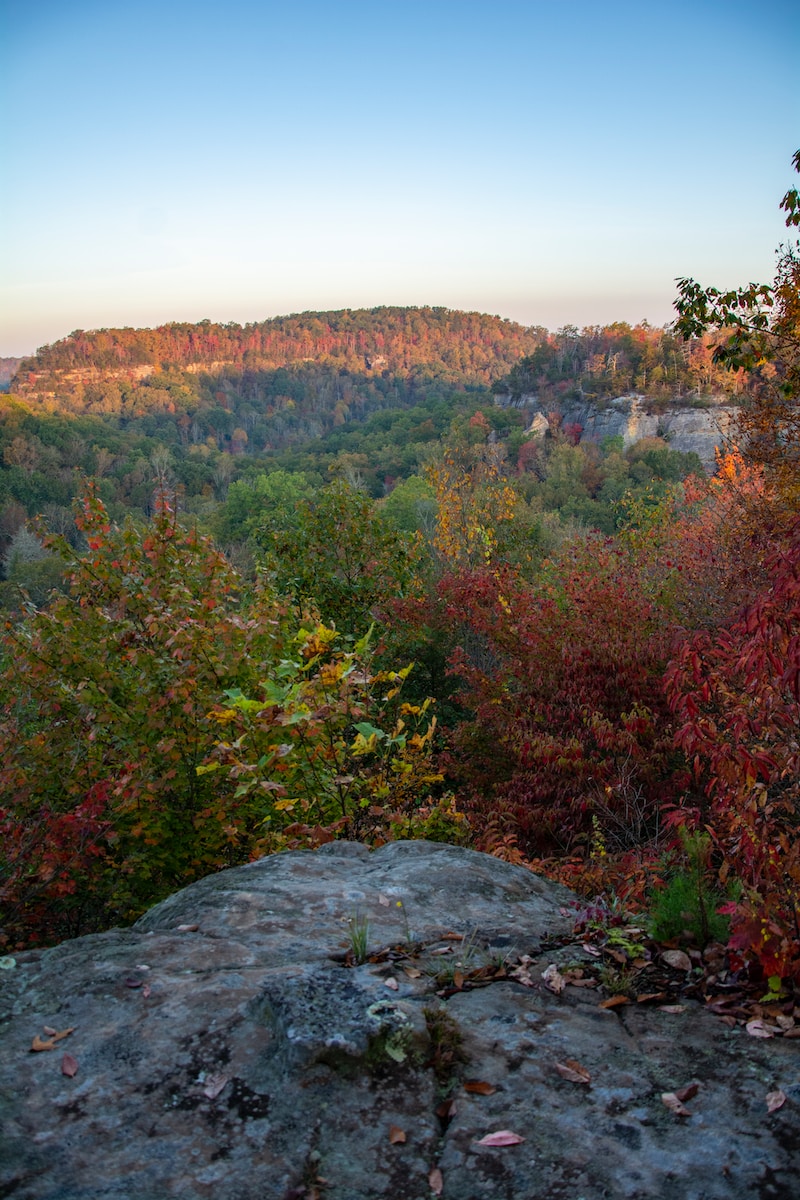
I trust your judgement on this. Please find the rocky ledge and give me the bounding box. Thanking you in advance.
[0,841,797,1199]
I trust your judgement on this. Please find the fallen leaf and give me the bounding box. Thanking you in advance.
[453,971,464,990]
[637,992,667,1004]
[403,966,422,979]
[766,1089,787,1113]
[43,1025,58,1037]
[388,1125,406,1144]
[31,1035,56,1052]
[776,1015,795,1031]
[384,977,399,991]
[542,964,565,994]
[509,958,534,987]
[428,1167,443,1195]
[435,1098,457,1119]
[782,1025,800,1038]
[599,995,629,1009]
[442,932,464,941]
[176,923,199,932]
[142,983,151,999]
[429,946,452,956]
[555,1059,591,1085]
[53,1027,75,1043]
[581,943,601,957]
[661,950,692,972]
[202,1073,228,1099]
[657,1004,687,1014]
[475,1130,525,1146]
[674,1082,699,1102]
[378,894,391,907]
[61,1053,78,1077]
[464,1080,497,1095]
[661,1092,691,1117]
[746,1019,774,1039]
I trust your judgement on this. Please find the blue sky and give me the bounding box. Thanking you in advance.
[1,0,798,356]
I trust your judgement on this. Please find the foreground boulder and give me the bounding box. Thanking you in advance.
[1,841,797,1199]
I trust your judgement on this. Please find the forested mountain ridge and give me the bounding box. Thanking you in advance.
[12,307,547,394]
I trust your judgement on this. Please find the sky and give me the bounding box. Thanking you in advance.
[1,0,798,357]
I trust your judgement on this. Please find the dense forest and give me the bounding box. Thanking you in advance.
[2,163,799,1008]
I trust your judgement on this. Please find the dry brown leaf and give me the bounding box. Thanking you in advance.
[43,1025,58,1037]
[766,1089,787,1113]
[637,992,667,1004]
[661,1092,691,1117]
[542,964,565,994]
[782,1025,800,1038]
[384,977,399,991]
[403,966,422,979]
[61,1053,78,1078]
[555,1059,591,1085]
[746,1019,774,1039]
[581,942,601,957]
[657,1004,687,1014]
[53,1027,75,1042]
[176,923,199,932]
[441,932,464,941]
[453,971,464,990]
[30,1035,56,1052]
[388,1124,406,1144]
[429,946,452,957]
[202,1073,228,1099]
[435,1098,457,1119]
[674,1082,699,1102]
[509,958,534,987]
[599,995,629,1009]
[661,949,692,972]
[475,1130,525,1146]
[378,893,391,906]
[428,1166,443,1194]
[464,1080,497,1095]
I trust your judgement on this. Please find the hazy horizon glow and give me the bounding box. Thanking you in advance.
[1,0,798,357]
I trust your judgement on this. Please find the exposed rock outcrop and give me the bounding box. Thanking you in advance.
[1,842,796,1199]
[496,392,739,469]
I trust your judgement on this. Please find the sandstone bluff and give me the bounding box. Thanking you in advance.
[1,842,797,1199]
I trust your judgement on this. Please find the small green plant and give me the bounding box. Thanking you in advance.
[347,910,370,963]
[649,827,730,947]
[423,1005,467,1094]
[395,899,413,943]
[599,963,635,996]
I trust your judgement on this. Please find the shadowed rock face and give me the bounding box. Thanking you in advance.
[1,841,797,1200]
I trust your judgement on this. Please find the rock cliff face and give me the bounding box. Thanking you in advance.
[1,842,796,1200]
[497,393,739,469]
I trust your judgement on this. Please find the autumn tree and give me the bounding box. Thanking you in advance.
[674,148,800,503]
[0,485,290,946]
